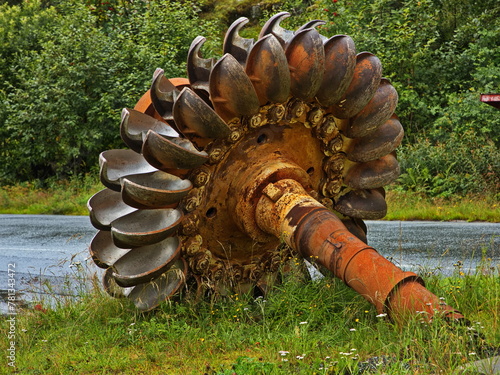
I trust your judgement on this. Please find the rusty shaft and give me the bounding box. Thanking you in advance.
[255,179,464,323]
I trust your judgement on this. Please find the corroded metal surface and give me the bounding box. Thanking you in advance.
[255,179,463,322]
[87,12,464,322]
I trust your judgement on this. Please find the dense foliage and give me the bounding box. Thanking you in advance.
[0,0,498,196]
[0,0,220,182]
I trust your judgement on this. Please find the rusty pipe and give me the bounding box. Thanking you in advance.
[256,179,464,323]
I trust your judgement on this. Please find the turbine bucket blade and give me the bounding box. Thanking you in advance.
[259,11,293,47]
[173,87,231,139]
[90,230,131,269]
[187,36,215,93]
[223,17,254,65]
[120,108,179,153]
[346,115,404,162]
[340,217,368,244]
[102,268,132,298]
[316,35,356,107]
[344,153,400,189]
[112,236,181,287]
[330,52,382,118]
[296,19,327,36]
[245,34,291,104]
[342,79,399,138]
[286,28,325,101]
[88,188,137,230]
[127,259,187,311]
[209,53,260,121]
[99,149,157,191]
[121,171,192,209]
[142,130,208,170]
[110,208,183,248]
[151,68,180,120]
[334,188,387,219]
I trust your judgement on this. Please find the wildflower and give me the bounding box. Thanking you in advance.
[376,313,387,318]
[468,352,476,356]
[296,355,304,360]
[350,328,356,332]
[279,350,290,356]
[34,304,47,313]
[299,321,308,325]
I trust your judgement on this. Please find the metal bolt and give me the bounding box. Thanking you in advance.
[209,147,224,163]
[184,234,203,256]
[229,129,243,143]
[323,136,343,156]
[181,214,199,235]
[249,114,263,128]
[306,108,324,128]
[193,170,210,187]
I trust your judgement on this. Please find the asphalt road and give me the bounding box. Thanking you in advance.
[0,215,498,297]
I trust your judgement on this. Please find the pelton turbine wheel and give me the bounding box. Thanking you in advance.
[88,13,463,321]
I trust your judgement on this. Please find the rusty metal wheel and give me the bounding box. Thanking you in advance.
[88,12,405,311]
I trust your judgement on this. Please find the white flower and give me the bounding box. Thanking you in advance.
[349,328,356,331]
[278,350,289,356]
[299,321,308,325]
[376,313,387,318]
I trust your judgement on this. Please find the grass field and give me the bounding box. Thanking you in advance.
[1,258,499,374]
[0,176,498,222]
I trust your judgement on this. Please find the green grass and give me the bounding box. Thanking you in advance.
[385,189,499,222]
[2,261,499,374]
[0,175,99,216]
[0,178,499,221]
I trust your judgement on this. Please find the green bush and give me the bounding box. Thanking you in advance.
[0,0,221,183]
[0,0,498,197]
[396,131,499,197]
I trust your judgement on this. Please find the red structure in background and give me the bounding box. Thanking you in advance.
[480,94,500,109]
